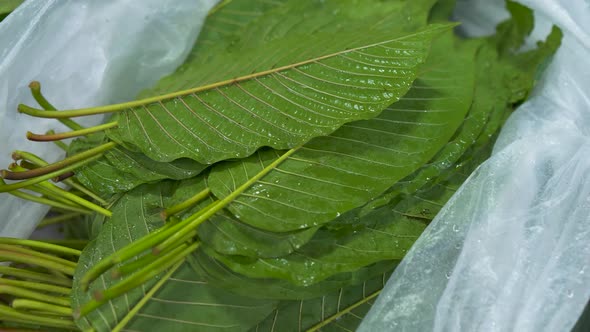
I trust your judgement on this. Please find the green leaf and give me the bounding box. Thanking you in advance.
[155,0,437,92]
[105,24,449,164]
[189,252,396,301]
[251,269,393,332]
[205,208,425,286]
[70,135,206,198]
[200,210,321,258]
[123,262,276,332]
[206,30,476,233]
[72,181,277,332]
[0,0,22,16]
[72,182,174,331]
[183,0,290,60]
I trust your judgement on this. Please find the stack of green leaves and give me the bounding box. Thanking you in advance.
[8,0,560,331]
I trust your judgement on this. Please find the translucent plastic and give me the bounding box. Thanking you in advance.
[359,0,590,331]
[0,0,218,238]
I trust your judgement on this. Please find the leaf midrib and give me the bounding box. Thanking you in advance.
[28,24,452,118]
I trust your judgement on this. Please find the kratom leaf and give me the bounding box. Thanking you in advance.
[182,0,290,60]
[104,24,449,164]
[189,252,396,301]
[123,262,277,332]
[151,0,436,96]
[206,30,476,232]
[72,182,174,331]
[72,181,277,332]
[251,269,394,332]
[70,134,206,198]
[201,210,321,258]
[0,0,22,16]
[205,208,425,286]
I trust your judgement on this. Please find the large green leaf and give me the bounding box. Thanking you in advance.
[106,24,447,164]
[72,181,277,332]
[205,207,425,286]
[189,252,396,301]
[72,182,174,331]
[192,0,289,50]
[123,262,276,332]
[65,0,442,199]
[152,0,437,94]
[206,30,476,233]
[251,269,393,332]
[70,134,206,198]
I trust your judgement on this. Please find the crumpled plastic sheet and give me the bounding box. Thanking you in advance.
[359,0,590,331]
[0,0,218,238]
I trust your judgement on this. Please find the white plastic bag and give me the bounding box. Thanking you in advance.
[359,0,590,331]
[0,0,218,238]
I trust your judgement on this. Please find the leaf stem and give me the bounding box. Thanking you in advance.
[0,250,75,276]
[0,154,103,193]
[0,266,72,287]
[27,121,118,142]
[11,299,73,316]
[17,25,454,119]
[11,171,111,217]
[80,147,298,290]
[0,238,81,256]
[111,261,184,332]
[37,212,84,228]
[162,188,211,218]
[0,303,76,329]
[113,230,196,278]
[0,285,70,307]
[12,150,107,205]
[0,278,71,295]
[2,184,93,215]
[46,130,70,151]
[78,242,198,318]
[0,244,77,269]
[28,81,83,131]
[2,142,116,180]
[306,290,381,332]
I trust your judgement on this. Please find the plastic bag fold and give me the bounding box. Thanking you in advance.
[359,0,590,331]
[0,0,218,238]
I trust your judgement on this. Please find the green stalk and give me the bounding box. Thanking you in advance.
[0,238,81,256]
[27,121,117,141]
[2,142,116,180]
[0,245,76,269]
[0,250,75,276]
[306,290,381,332]
[80,147,297,290]
[162,188,211,218]
[3,185,93,215]
[45,130,70,151]
[0,278,70,295]
[0,266,72,287]
[28,181,85,208]
[41,239,89,250]
[0,285,70,307]
[113,230,197,278]
[28,81,83,131]
[15,150,107,205]
[78,242,198,318]
[0,303,76,329]
[38,212,84,228]
[11,299,73,316]
[111,262,184,332]
[0,154,102,192]
[24,175,111,217]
